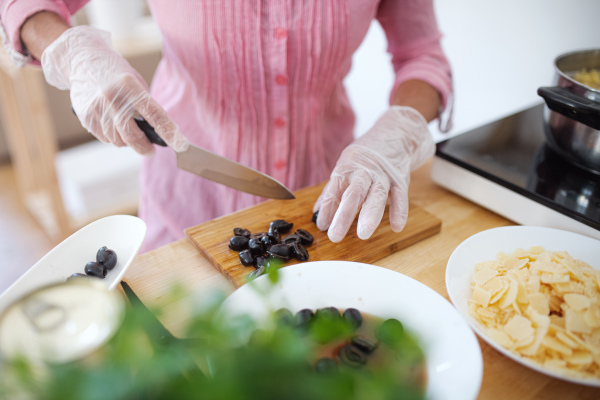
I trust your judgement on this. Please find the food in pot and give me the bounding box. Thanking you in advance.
[573,68,600,90]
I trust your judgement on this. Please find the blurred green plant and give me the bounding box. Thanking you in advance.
[0,271,425,400]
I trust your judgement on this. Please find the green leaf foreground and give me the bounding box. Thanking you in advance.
[0,280,426,400]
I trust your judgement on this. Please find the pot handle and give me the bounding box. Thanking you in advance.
[537,86,600,130]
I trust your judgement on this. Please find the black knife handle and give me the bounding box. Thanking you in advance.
[70,105,168,147]
[133,116,168,147]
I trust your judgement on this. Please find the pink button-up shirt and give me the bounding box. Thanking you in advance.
[1,0,452,252]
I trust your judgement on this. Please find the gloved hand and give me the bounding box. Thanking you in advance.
[314,106,435,242]
[41,26,188,155]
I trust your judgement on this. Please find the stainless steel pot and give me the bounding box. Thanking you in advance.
[537,49,600,175]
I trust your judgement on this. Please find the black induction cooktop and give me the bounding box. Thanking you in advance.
[435,103,600,232]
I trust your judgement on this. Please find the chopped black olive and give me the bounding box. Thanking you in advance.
[312,210,319,224]
[281,233,302,244]
[351,335,377,354]
[239,249,255,266]
[248,265,265,280]
[260,234,277,248]
[295,229,314,245]
[292,241,309,261]
[233,227,251,237]
[294,308,314,331]
[337,344,367,368]
[250,232,268,240]
[268,243,293,259]
[229,235,250,251]
[248,238,265,256]
[343,308,363,330]
[269,219,294,233]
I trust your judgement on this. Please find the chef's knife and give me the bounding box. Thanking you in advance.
[134,117,295,199]
[71,105,295,199]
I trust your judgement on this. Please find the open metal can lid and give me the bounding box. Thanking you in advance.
[0,279,124,364]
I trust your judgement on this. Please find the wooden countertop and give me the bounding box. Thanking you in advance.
[123,160,600,400]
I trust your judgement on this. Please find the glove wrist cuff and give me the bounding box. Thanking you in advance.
[41,26,112,90]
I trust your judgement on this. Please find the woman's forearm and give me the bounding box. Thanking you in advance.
[391,79,441,123]
[20,11,69,60]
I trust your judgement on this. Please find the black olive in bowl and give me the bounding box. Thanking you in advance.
[84,261,106,278]
[97,246,117,270]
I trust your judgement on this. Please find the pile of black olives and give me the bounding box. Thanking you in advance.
[67,246,118,282]
[273,307,397,371]
[228,219,314,280]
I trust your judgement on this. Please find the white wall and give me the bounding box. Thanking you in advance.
[344,0,600,142]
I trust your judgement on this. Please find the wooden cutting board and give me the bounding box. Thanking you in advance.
[185,182,441,288]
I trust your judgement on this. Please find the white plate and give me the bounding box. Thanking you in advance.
[220,261,483,400]
[0,215,146,315]
[445,225,600,387]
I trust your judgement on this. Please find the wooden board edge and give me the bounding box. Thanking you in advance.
[184,228,240,288]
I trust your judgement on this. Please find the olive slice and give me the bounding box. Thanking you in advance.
[295,229,314,245]
[314,357,338,373]
[248,238,265,256]
[294,308,314,331]
[248,265,265,280]
[239,249,255,266]
[269,219,294,233]
[266,250,290,261]
[292,242,309,261]
[84,261,106,278]
[267,227,281,244]
[233,227,251,237]
[250,232,268,240]
[343,308,363,329]
[281,234,302,244]
[229,235,250,251]
[268,243,292,258]
[312,210,319,224]
[96,246,117,270]
[255,256,268,269]
[351,335,377,354]
[337,344,367,368]
[261,234,277,248]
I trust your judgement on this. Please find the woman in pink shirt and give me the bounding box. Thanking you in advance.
[1,1,452,252]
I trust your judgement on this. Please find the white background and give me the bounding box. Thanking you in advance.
[345,0,600,141]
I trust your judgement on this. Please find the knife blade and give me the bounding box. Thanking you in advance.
[135,117,295,200]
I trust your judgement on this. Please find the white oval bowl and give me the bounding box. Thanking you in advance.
[0,215,146,315]
[220,261,483,400]
[445,225,600,387]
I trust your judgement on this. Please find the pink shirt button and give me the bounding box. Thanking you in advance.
[275,28,288,39]
[275,75,287,85]
[274,160,287,170]
[274,118,285,128]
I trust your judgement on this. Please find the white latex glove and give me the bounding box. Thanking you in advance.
[41,26,188,155]
[314,106,435,243]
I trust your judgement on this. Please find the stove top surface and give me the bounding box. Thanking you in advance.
[436,104,600,231]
